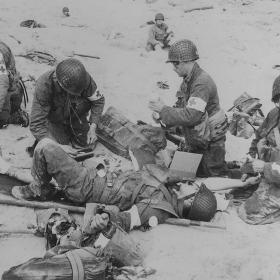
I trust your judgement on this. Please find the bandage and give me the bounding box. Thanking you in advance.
[125,205,141,230]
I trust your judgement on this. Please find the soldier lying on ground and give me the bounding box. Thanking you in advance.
[30,58,105,153]
[0,138,260,232]
[0,41,29,128]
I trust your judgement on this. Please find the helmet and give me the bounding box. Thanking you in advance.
[155,13,164,21]
[182,183,217,222]
[62,6,70,16]
[272,75,280,102]
[55,58,90,96]
[62,6,69,13]
[167,39,199,63]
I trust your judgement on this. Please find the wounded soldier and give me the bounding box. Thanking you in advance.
[0,138,259,232]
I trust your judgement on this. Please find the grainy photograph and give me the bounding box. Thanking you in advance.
[0,0,279,279]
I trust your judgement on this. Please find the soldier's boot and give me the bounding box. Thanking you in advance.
[12,182,57,201]
[9,109,29,127]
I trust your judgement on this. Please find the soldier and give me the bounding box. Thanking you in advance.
[238,156,280,224]
[146,13,174,52]
[249,75,280,162]
[4,138,259,232]
[0,41,29,128]
[149,39,228,177]
[30,58,105,153]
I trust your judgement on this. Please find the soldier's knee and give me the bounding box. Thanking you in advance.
[34,138,58,154]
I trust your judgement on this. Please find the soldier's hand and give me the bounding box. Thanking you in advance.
[243,174,261,186]
[60,145,78,156]
[90,213,109,231]
[87,123,97,145]
[172,182,199,199]
[152,112,161,123]
[148,98,166,113]
[154,43,162,50]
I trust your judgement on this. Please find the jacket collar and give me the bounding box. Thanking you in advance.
[184,62,201,84]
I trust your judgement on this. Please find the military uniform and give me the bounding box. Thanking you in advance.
[29,139,203,232]
[159,63,228,177]
[30,70,105,147]
[146,23,171,51]
[239,160,280,224]
[0,41,26,127]
[249,107,280,161]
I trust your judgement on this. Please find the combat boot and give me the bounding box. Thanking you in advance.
[12,181,42,200]
[11,181,59,201]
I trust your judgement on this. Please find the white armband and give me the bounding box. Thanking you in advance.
[186,97,207,112]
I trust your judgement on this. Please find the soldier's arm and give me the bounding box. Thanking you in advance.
[0,53,10,112]
[30,78,51,141]
[159,82,209,127]
[147,26,158,45]
[88,90,105,125]
[201,176,259,191]
[248,113,270,157]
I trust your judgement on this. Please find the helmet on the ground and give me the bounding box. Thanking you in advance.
[182,183,217,222]
[272,75,280,102]
[155,13,164,21]
[167,39,199,63]
[55,58,90,96]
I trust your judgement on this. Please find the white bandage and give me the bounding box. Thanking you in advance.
[0,53,8,75]
[186,97,207,112]
[87,89,103,101]
[125,205,141,230]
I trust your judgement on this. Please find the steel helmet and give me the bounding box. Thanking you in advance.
[272,75,280,102]
[155,13,164,21]
[62,7,70,16]
[182,183,217,222]
[167,39,199,63]
[55,58,90,96]
[62,7,69,13]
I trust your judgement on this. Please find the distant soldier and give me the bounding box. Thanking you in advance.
[146,13,174,52]
[30,58,105,153]
[0,41,29,128]
[149,40,228,177]
[62,7,70,17]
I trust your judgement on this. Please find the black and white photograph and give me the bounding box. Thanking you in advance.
[0,0,280,279]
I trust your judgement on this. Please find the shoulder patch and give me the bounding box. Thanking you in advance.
[186,97,207,112]
[87,89,104,101]
[0,53,7,75]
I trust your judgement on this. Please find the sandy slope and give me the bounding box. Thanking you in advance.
[1,0,280,279]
